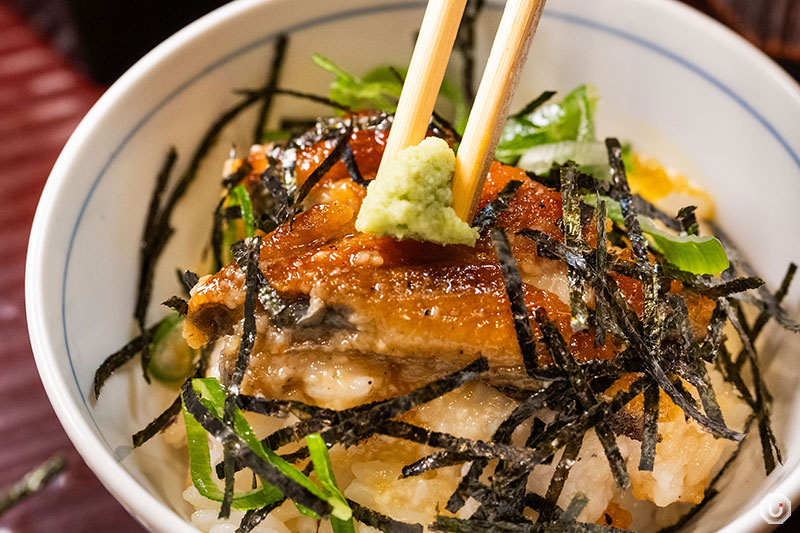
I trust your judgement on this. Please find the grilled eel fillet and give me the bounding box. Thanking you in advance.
[183,120,714,377]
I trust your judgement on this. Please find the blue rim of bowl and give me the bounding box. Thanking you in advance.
[55,0,800,526]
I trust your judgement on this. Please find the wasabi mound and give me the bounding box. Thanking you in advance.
[355,137,478,245]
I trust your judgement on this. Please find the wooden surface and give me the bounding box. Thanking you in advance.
[0,0,798,531]
[0,3,144,531]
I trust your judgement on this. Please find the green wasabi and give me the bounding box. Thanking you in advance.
[355,137,478,245]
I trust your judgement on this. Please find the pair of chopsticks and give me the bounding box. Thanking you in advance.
[378,0,547,222]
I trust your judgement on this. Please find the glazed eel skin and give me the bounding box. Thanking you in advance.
[183,117,714,382]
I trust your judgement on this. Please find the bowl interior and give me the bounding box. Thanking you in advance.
[26,0,800,531]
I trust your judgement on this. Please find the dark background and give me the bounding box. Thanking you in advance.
[1,0,798,531]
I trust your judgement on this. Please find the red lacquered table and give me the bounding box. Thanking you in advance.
[1,1,798,532]
[0,3,144,532]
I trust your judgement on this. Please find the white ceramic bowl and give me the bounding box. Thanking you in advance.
[26,0,800,531]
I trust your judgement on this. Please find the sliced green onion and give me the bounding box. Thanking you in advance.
[182,402,281,510]
[184,378,351,520]
[147,312,196,383]
[229,185,256,238]
[307,434,355,532]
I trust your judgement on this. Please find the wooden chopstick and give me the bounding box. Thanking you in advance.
[452,0,547,221]
[376,0,468,177]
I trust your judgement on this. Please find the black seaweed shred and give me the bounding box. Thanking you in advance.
[181,381,332,517]
[666,295,726,427]
[292,120,353,208]
[433,494,625,532]
[511,90,557,119]
[162,296,188,316]
[221,159,253,190]
[721,299,781,473]
[93,319,166,397]
[236,87,351,113]
[733,262,797,372]
[220,236,261,518]
[527,165,682,233]
[534,308,628,489]
[253,34,289,145]
[538,435,583,523]
[676,205,699,236]
[260,159,291,226]
[181,270,199,291]
[491,227,559,381]
[350,499,424,533]
[472,179,523,230]
[217,358,490,479]
[225,237,261,392]
[638,385,659,472]
[594,197,609,346]
[600,139,742,442]
[341,142,369,187]
[237,497,287,533]
[559,163,590,332]
[136,147,178,383]
[211,196,227,272]
[405,378,651,478]
[132,346,211,448]
[454,0,485,105]
[0,454,66,517]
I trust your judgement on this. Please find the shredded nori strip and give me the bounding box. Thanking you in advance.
[732,262,798,372]
[722,299,781,473]
[0,454,66,517]
[225,237,261,392]
[260,159,291,226]
[236,87,351,113]
[341,143,369,187]
[253,34,289,144]
[538,435,583,523]
[472,179,523,230]
[594,197,609,346]
[211,196,227,272]
[349,499,424,533]
[237,395,333,420]
[93,319,167,397]
[535,308,628,489]
[293,120,353,207]
[162,296,188,316]
[676,205,699,236]
[527,165,682,232]
[181,270,199,291]
[136,147,178,382]
[491,227,559,381]
[133,396,182,448]
[433,494,624,532]
[221,160,253,190]
[455,0,485,105]
[638,385,659,471]
[237,496,287,533]
[220,236,261,518]
[230,239,293,324]
[132,346,211,448]
[180,381,332,517]
[511,90,558,119]
[406,377,651,478]
[560,163,590,332]
[218,358,490,478]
